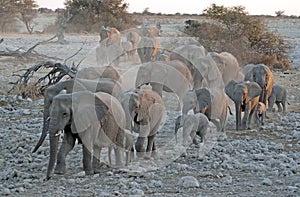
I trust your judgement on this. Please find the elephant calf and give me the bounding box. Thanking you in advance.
[175,113,209,146]
[268,84,289,113]
[255,102,266,126]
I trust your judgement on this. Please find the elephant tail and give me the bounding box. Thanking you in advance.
[228,106,233,116]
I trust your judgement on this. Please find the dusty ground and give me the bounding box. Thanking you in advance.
[0,15,299,196]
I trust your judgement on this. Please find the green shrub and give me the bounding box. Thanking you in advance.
[184,4,292,70]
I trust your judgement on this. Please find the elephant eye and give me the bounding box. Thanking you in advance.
[63,112,68,117]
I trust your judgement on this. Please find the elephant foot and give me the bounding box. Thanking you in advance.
[94,162,110,173]
[84,169,94,176]
[136,151,145,158]
[54,165,66,175]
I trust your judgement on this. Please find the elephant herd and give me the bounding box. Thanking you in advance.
[32,26,289,180]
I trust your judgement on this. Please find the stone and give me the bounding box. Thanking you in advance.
[1,188,11,195]
[178,176,200,188]
[262,178,273,186]
[129,188,144,196]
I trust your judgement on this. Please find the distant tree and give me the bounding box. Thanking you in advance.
[275,10,285,17]
[184,4,292,70]
[17,0,38,34]
[64,0,134,32]
[0,0,19,32]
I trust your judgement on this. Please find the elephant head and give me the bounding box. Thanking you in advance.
[76,66,121,83]
[137,36,160,63]
[46,91,109,179]
[100,26,121,46]
[244,64,274,105]
[225,80,262,130]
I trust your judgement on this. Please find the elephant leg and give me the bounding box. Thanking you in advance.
[82,143,93,175]
[135,136,146,158]
[276,102,282,112]
[219,106,228,132]
[282,101,286,113]
[55,127,76,175]
[93,146,102,173]
[211,119,221,132]
[146,134,157,158]
[114,147,123,166]
[242,107,249,130]
[247,108,256,129]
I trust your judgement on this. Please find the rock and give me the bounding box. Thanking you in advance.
[75,171,86,178]
[262,178,273,186]
[178,176,200,188]
[292,130,300,140]
[1,188,11,195]
[129,188,144,196]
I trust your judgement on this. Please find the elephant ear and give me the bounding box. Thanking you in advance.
[71,94,109,133]
[225,80,238,101]
[246,82,262,99]
[195,88,212,110]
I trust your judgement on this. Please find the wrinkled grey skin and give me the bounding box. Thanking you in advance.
[182,88,212,120]
[208,51,240,85]
[120,88,164,158]
[33,78,123,153]
[76,66,121,82]
[170,44,207,89]
[244,64,274,106]
[225,80,262,130]
[174,113,209,145]
[46,91,125,180]
[137,36,160,63]
[255,102,266,126]
[135,60,193,105]
[268,84,289,113]
[108,129,134,166]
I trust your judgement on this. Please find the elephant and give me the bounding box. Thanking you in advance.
[155,50,171,61]
[99,26,121,46]
[32,78,123,153]
[46,91,125,179]
[125,30,141,52]
[76,65,121,82]
[244,64,274,106]
[225,80,262,130]
[208,51,240,85]
[182,88,212,120]
[170,44,207,89]
[97,27,122,66]
[268,84,289,113]
[137,36,160,63]
[174,113,209,146]
[121,41,134,59]
[135,60,193,106]
[141,26,160,37]
[120,86,164,158]
[255,102,266,126]
[181,87,229,132]
[108,129,134,166]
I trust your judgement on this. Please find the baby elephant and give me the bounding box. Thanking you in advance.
[175,113,209,146]
[255,102,266,126]
[268,84,289,113]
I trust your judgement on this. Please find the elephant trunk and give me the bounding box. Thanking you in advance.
[235,102,241,131]
[174,115,182,143]
[46,131,60,180]
[32,115,49,153]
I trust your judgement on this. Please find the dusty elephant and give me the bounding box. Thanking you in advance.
[208,51,240,85]
[99,26,121,46]
[170,44,207,89]
[135,60,193,105]
[255,102,267,126]
[182,88,212,120]
[76,65,121,82]
[32,78,123,153]
[225,80,262,130]
[268,84,289,113]
[137,36,160,63]
[174,113,209,145]
[125,30,141,52]
[244,64,274,106]
[46,91,125,179]
[120,86,165,158]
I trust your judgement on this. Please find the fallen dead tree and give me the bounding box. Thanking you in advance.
[9,61,79,98]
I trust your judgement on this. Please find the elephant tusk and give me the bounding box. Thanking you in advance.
[55,130,62,137]
[46,117,50,121]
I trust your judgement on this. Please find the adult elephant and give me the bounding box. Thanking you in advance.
[208,51,240,85]
[225,80,262,130]
[244,64,274,106]
[32,78,123,153]
[125,30,141,53]
[120,87,164,158]
[170,44,207,89]
[46,91,125,179]
[76,65,121,82]
[137,36,160,63]
[135,60,193,105]
[97,27,122,66]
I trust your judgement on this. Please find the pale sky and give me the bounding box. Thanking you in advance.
[36,0,300,16]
